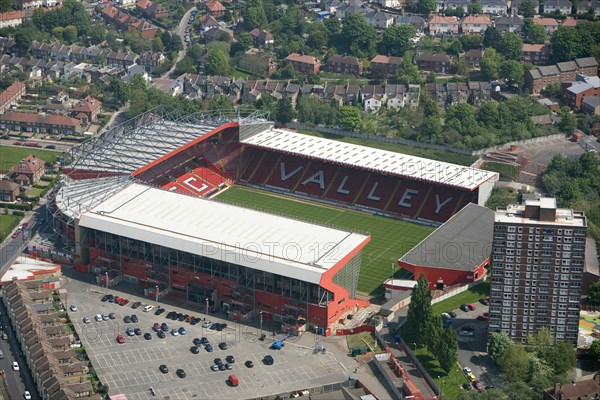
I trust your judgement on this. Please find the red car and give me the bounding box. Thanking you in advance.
[474,381,484,392]
[467,303,476,310]
[21,222,28,228]
[11,231,20,238]
[116,334,125,344]
[476,314,490,321]
[153,323,161,332]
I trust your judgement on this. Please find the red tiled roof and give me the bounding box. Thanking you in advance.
[136,0,151,9]
[0,81,25,108]
[285,53,319,65]
[205,0,226,12]
[0,112,80,127]
[72,96,102,114]
[0,10,24,21]
[533,17,559,26]
[11,155,45,175]
[15,174,29,182]
[523,44,549,52]
[0,180,19,192]
[462,15,491,25]
[430,16,459,24]
[562,17,577,26]
[370,55,402,65]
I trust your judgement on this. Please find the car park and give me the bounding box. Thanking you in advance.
[176,369,186,378]
[116,334,125,344]
[144,305,154,312]
[132,302,142,309]
[70,304,78,311]
[245,360,254,368]
[157,331,165,338]
[144,333,152,340]
[218,342,227,350]
[263,355,274,365]
[12,361,19,370]
[95,314,103,322]
[159,365,169,373]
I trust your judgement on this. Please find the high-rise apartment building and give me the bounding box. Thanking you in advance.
[490,197,587,345]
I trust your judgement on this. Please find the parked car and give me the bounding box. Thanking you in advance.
[83,317,91,324]
[159,364,168,373]
[245,360,254,368]
[479,297,490,305]
[202,320,212,328]
[132,302,142,309]
[24,391,32,399]
[210,364,219,371]
[263,355,274,365]
[201,337,209,345]
[45,144,56,149]
[144,333,152,340]
[178,327,187,335]
[126,327,135,336]
[193,338,202,346]
[467,373,476,382]
[474,381,484,392]
[171,328,180,336]
[95,314,103,322]
[476,314,490,321]
[124,316,131,323]
[205,344,213,352]
[460,304,469,312]
[154,307,165,315]
[69,304,78,312]
[191,346,200,354]
[157,330,166,339]
[102,314,109,321]
[101,294,111,302]
[131,315,139,323]
[226,355,235,364]
[144,305,154,312]
[463,383,473,390]
[12,361,19,370]
[467,303,476,310]
[463,367,472,375]
[161,322,169,331]
[109,313,116,319]
[218,342,228,350]
[116,334,125,344]
[441,312,451,320]
[153,323,161,332]
[448,311,457,318]
[176,369,186,378]
[459,330,474,337]
[134,328,142,335]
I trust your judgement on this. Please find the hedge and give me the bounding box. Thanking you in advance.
[0,202,33,211]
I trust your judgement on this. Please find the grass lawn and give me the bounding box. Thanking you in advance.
[0,145,58,174]
[25,187,44,198]
[431,281,490,316]
[298,130,477,167]
[346,331,381,353]
[413,347,467,399]
[482,162,519,180]
[215,186,433,294]
[0,214,22,241]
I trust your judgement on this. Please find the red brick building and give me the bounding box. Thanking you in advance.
[525,57,598,94]
[370,54,402,79]
[522,44,550,63]
[324,55,363,76]
[0,81,25,114]
[563,75,600,110]
[9,155,46,186]
[0,112,81,136]
[285,53,320,75]
[71,96,102,122]
[205,0,226,17]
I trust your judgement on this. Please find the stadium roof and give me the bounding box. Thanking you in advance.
[240,128,497,190]
[78,184,370,284]
[398,203,494,271]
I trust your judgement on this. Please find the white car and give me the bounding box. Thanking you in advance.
[171,328,179,336]
[441,312,451,320]
[24,391,32,400]
[69,304,77,312]
[83,317,91,324]
[463,367,472,375]
[12,361,19,371]
[95,314,103,322]
[459,330,474,336]
[202,321,212,328]
[143,305,154,312]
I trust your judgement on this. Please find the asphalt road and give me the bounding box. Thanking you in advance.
[0,138,72,153]
[162,7,196,79]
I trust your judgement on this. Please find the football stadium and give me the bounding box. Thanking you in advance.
[48,108,498,332]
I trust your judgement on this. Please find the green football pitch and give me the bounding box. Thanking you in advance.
[215,186,434,295]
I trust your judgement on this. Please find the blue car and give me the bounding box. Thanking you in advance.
[178,327,187,335]
[205,344,213,352]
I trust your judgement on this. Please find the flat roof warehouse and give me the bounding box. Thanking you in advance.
[78,184,370,284]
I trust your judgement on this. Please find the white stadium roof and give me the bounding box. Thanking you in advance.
[240,128,497,190]
[79,184,369,284]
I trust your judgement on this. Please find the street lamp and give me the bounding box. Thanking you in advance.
[259,311,263,334]
[155,285,159,305]
[411,342,418,351]
[205,298,209,315]
[105,271,108,290]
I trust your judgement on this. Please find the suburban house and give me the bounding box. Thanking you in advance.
[582,96,600,115]
[394,15,427,32]
[365,11,394,29]
[136,0,170,19]
[0,81,25,114]
[435,0,470,12]
[464,48,484,69]
[237,53,277,77]
[361,85,385,112]
[199,14,219,31]
[0,112,81,136]
[415,53,452,73]
[522,44,550,63]
[511,0,540,14]
[100,5,157,38]
[324,55,363,75]
[138,50,165,72]
[525,57,599,94]
[106,50,138,68]
[9,155,46,186]
[542,0,572,14]
[532,17,559,34]
[563,74,600,110]
[203,27,234,42]
[480,0,507,15]
[385,84,421,109]
[0,180,20,202]
[151,78,182,96]
[461,15,492,34]
[204,0,226,17]
[71,96,102,123]
[370,54,403,79]
[336,0,372,19]
[495,15,524,32]
[429,15,460,35]
[0,11,24,29]
[249,28,274,48]
[576,0,600,15]
[285,53,320,74]
[543,375,600,400]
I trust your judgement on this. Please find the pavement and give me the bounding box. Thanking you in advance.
[161,7,196,79]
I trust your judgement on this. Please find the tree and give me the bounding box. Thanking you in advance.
[488,331,512,362]
[483,26,500,48]
[557,107,576,134]
[243,0,268,29]
[404,274,433,342]
[231,32,252,55]
[504,381,535,400]
[339,14,377,58]
[14,30,32,54]
[550,26,583,62]
[187,44,204,61]
[417,0,436,14]
[175,56,197,75]
[460,34,482,50]
[0,0,12,12]
[467,2,482,14]
[306,29,327,51]
[436,327,458,373]
[88,23,105,45]
[497,32,523,60]
[522,19,547,44]
[480,47,502,80]
[589,281,600,306]
[500,60,525,88]
[548,341,576,375]
[445,103,478,136]
[449,39,463,55]
[518,0,537,18]
[336,106,362,132]
[590,339,600,362]
[275,99,294,124]
[542,81,561,98]
[153,36,165,52]
[420,116,443,142]
[63,25,78,44]
[204,48,229,75]
[498,343,530,382]
[380,24,416,57]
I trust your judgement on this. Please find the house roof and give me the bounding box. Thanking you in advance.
[371,54,402,65]
[0,111,80,127]
[327,55,361,66]
[429,15,459,24]
[0,10,24,21]
[557,60,577,72]
[0,81,25,108]
[462,15,492,25]
[249,28,274,42]
[523,44,549,52]
[465,48,484,58]
[72,96,101,114]
[495,15,524,25]
[0,179,19,191]
[533,17,559,26]
[562,17,577,26]
[537,65,560,76]
[205,0,226,12]
[546,376,600,399]
[543,0,572,6]
[285,53,319,65]
[416,53,452,62]
[583,95,600,109]
[576,57,599,68]
[10,155,45,175]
